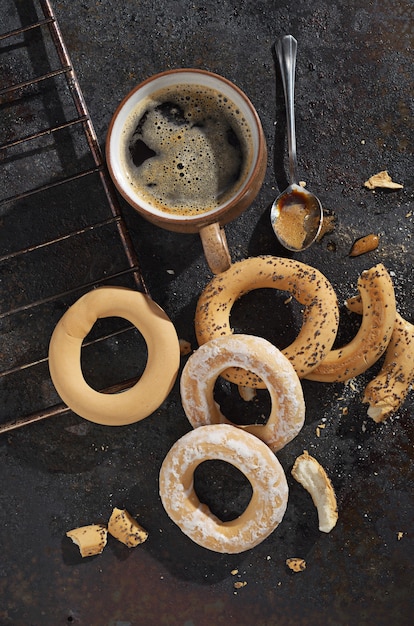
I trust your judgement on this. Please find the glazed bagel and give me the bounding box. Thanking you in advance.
[305,264,396,383]
[180,334,305,452]
[159,424,289,553]
[195,255,339,386]
[48,286,180,425]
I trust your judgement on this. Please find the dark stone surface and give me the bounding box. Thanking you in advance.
[0,0,413,624]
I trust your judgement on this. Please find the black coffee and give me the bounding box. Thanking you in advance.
[120,84,253,216]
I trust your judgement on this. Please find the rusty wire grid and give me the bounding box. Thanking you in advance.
[0,0,148,434]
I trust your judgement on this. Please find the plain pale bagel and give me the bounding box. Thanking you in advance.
[159,424,289,553]
[180,334,305,452]
[48,286,180,425]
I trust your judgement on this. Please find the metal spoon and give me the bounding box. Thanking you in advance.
[270,34,323,251]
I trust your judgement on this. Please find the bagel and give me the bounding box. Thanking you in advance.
[180,334,305,452]
[195,255,339,386]
[48,286,180,425]
[305,264,396,383]
[159,424,288,553]
[346,295,414,421]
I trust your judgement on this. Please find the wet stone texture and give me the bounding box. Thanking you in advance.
[0,0,413,625]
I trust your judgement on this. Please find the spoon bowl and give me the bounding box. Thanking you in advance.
[271,35,323,252]
[270,183,323,251]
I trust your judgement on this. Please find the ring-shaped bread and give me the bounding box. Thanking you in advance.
[195,255,339,387]
[48,286,180,425]
[159,424,288,553]
[305,263,396,382]
[181,334,305,451]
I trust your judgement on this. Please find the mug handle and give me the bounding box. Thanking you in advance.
[199,223,232,274]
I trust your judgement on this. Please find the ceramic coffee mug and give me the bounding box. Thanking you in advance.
[106,69,267,274]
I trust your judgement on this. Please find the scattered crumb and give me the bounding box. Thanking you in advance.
[349,233,380,257]
[286,558,306,572]
[345,379,358,392]
[231,569,239,575]
[238,385,256,402]
[316,423,326,437]
[179,339,192,356]
[397,532,404,541]
[299,181,307,187]
[166,269,175,275]
[234,581,247,589]
[316,214,335,241]
[364,170,403,190]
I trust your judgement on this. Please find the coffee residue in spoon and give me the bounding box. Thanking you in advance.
[274,201,308,249]
[273,187,322,250]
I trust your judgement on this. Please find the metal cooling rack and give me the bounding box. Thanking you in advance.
[0,0,147,433]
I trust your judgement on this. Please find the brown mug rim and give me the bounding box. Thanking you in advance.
[105,68,267,228]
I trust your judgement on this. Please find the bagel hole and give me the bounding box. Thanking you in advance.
[80,318,148,391]
[193,460,253,522]
[332,306,363,348]
[214,377,271,426]
[230,288,303,350]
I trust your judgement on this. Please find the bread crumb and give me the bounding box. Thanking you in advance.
[179,339,192,356]
[364,170,403,190]
[397,532,404,540]
[231,569,239,575]
[344,378,358,392]
[234,581,247,589]
[316,423,326,437]
[286,557,306,572]
[316,214,335,241]
[349,233,380,257]
[238,385,256,402]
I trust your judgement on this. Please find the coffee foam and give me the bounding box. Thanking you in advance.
[120,84,253,216]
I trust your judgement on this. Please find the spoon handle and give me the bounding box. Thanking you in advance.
[276,34,298,186]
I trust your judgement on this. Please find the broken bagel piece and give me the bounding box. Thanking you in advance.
[66,524,108,558]
[364,170,403,190]
[108,507,149,548]
[291,451,338,533]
